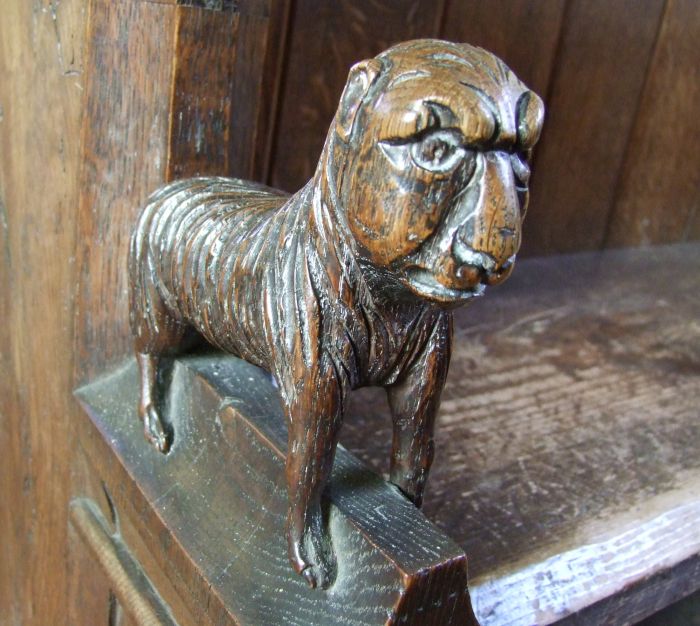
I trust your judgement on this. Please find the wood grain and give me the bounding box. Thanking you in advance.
[76,0,177,382]
[0,0,113,622]
[76,0,283,384]
[269,0,446,191]
[514,0,666,256]
[606,0,700,247]
[341,243,700,624]
[228,0,292,181]
[76,356,476,625]
[440,0,565,101]
[167,6,239,179]
[3,0,698,621]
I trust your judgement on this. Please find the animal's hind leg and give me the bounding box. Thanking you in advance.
[136,351,170,453]
[131,281,189,454]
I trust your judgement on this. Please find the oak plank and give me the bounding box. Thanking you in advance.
[0,0,114,622]
[606,0,700,247]
[522,0,666,256]
[76,0,177,381]
[76,356,477,626]
[76,0,283,383]
[167,6,239,179]
[342,243,700,624]
[440,0,565,102]
[228,0,293,181]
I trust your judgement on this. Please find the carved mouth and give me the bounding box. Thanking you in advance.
[402,267,486,303]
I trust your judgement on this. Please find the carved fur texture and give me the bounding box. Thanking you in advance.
[129,39,544,589]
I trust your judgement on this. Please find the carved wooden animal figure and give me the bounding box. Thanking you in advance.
[129,39,544,589]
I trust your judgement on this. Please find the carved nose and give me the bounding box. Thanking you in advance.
[453,235,515,287]
[453,239,497,273]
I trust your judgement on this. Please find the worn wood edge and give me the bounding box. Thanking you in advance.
[559,554,700,626]
[192,359,469,574]
[69,497,179,626]
[189,359,476,625]
[184,359,478,626]
[74,356,477,625]
[199,375,475,625]
[73,393,226,626]
[470,497,700,626]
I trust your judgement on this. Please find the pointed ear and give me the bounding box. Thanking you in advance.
[336,58,382,142]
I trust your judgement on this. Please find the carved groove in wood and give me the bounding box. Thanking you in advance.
[70,498,179,625]
[128,39,544,589]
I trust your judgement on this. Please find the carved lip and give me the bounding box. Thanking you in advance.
[402,267,486,303]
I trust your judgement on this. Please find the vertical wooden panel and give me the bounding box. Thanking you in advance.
[687,213,700,241]
[230,0,293,181]
[0,0,112,622]
[606,0,700,247]
[167,0,292,182]
[76,0,177,382]
[269,0,446,192]
[440,0,565,101]
[167,7,239,179]
[522,0,666,256]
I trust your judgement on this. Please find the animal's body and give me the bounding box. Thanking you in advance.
[129,39,544,588]
[131,177,443,390]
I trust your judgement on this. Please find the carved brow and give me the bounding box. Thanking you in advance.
[423,101,458,129]
[387,69,431,89]
[458,81,501,144]
[424,51,507,91]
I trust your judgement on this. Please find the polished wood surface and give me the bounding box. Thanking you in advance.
[77,356,476,625]
[341,243,700,624]
[0,1,113,621]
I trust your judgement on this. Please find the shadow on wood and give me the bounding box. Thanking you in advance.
[75,355,478,626]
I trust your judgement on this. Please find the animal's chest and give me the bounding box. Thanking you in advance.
[347,303,436,388]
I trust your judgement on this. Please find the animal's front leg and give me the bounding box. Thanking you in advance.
[284,367,345,589]
[387,315,451,507]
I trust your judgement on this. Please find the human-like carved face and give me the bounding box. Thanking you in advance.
[333,40,544,305]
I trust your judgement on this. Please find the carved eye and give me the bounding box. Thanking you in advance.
[410,129,466,173]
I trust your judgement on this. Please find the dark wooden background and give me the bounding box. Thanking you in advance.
[0,0,698,623]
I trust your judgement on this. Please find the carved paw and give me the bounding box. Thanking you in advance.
[287,511,336,590]
[140,404,171,454]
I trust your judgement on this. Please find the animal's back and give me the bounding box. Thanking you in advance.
[129,176,290,363]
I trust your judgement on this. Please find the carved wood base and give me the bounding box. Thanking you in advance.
[75,355,478,625]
